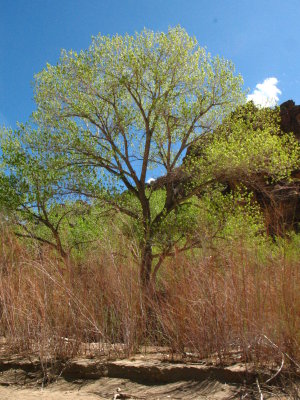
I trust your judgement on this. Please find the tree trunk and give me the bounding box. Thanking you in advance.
[139,191,152,288]
[140,241,153,288]
[53,230,69,264]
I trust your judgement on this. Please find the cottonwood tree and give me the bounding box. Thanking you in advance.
[32,27,247,286]
[7,28,299,286]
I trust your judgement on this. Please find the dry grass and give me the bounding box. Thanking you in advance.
[153,246,300,367]
[0,221,299,373]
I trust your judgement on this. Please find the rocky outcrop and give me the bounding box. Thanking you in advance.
[280,100,300,141]
[238,174,300,235]
[0,353,270,385]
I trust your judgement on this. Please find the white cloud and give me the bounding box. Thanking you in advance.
[247,77,281,107]
[147,178,156,184]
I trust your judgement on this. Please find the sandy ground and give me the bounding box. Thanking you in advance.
[0,340,298,399]
[0,386,102,400]
[0,376,236,399]
[1,373,297,400]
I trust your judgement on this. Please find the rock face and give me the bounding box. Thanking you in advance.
[280,100,300,141]
[246,174,300,235]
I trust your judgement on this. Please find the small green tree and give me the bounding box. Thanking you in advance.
[0,126,106,261]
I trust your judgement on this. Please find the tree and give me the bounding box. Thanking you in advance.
[0,126,107,262]
[32,26,245,286]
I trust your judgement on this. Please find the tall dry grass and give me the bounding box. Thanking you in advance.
[0,222,144,359]
[153,245,300,367]
[0,221,299,370]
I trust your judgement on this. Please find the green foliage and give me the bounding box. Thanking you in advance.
[0,125,107,258]
[151,193,201,252]
[0,125,63,216]
[177,185,266,254]
[272,231,300,263]
[118,188,202,255]
[187,102,299,184]
[33,26,244,196]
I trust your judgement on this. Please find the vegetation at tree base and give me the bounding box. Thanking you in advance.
[0,27,299,372]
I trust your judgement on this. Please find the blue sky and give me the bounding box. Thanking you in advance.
[1,0,300,127]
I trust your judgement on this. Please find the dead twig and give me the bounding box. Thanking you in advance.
[262,334,300,370]
[256,378,264,400]
[265,353,285,384]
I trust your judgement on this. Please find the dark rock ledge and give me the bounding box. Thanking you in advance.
[0,355,285,386]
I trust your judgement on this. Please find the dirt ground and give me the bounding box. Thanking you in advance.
[1,363,298,399]
[0,358,238,399]
[0,340,298,399]
[0,377,237,399]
